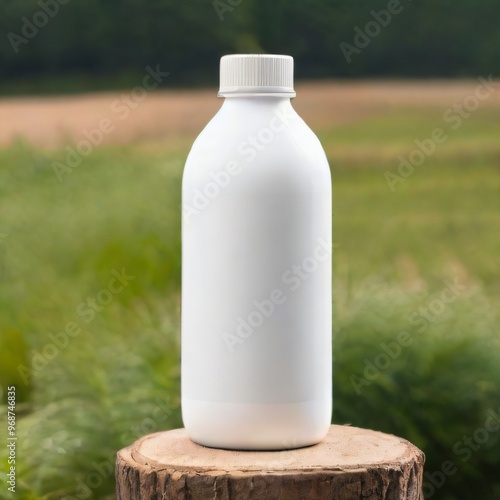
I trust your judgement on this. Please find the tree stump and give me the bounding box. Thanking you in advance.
[116,424,424,500]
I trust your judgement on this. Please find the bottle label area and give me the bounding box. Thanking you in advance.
[182,191,332,404]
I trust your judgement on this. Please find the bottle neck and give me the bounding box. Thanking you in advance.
[220,95,292,111]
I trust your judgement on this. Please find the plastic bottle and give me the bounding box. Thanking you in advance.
[181,54,332,450]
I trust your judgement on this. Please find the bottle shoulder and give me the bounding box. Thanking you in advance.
[183,100,330,192]
[187,102,327,162]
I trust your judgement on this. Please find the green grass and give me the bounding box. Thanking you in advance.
[1,107,499,499]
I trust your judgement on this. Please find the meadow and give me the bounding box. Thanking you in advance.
[0,82,499,499]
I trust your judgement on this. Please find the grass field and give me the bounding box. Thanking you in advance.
[0,83,499,499]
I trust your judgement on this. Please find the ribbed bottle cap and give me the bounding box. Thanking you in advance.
[218,54,295,97]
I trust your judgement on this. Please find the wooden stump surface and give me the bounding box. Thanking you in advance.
[116,424,424,500]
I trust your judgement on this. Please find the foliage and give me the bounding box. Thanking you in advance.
[0,0,500,93]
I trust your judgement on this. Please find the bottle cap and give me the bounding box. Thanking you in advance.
[219,54,295,97]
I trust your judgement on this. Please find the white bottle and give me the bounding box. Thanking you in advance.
[181,54,332,450]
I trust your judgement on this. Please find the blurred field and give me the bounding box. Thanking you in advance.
[1,82,499,499]
[2,80,500,148]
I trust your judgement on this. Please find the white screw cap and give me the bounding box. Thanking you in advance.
[219,54,295,97]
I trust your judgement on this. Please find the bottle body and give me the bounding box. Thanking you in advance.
[181,97,332,450]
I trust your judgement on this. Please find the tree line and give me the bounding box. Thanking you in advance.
[0,0,498,91]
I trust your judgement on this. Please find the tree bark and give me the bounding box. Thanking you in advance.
[116,424,424,500]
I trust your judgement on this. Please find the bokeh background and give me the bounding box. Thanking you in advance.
[1,1,499,499]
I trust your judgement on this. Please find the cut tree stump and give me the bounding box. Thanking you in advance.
[116,424,424,500]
